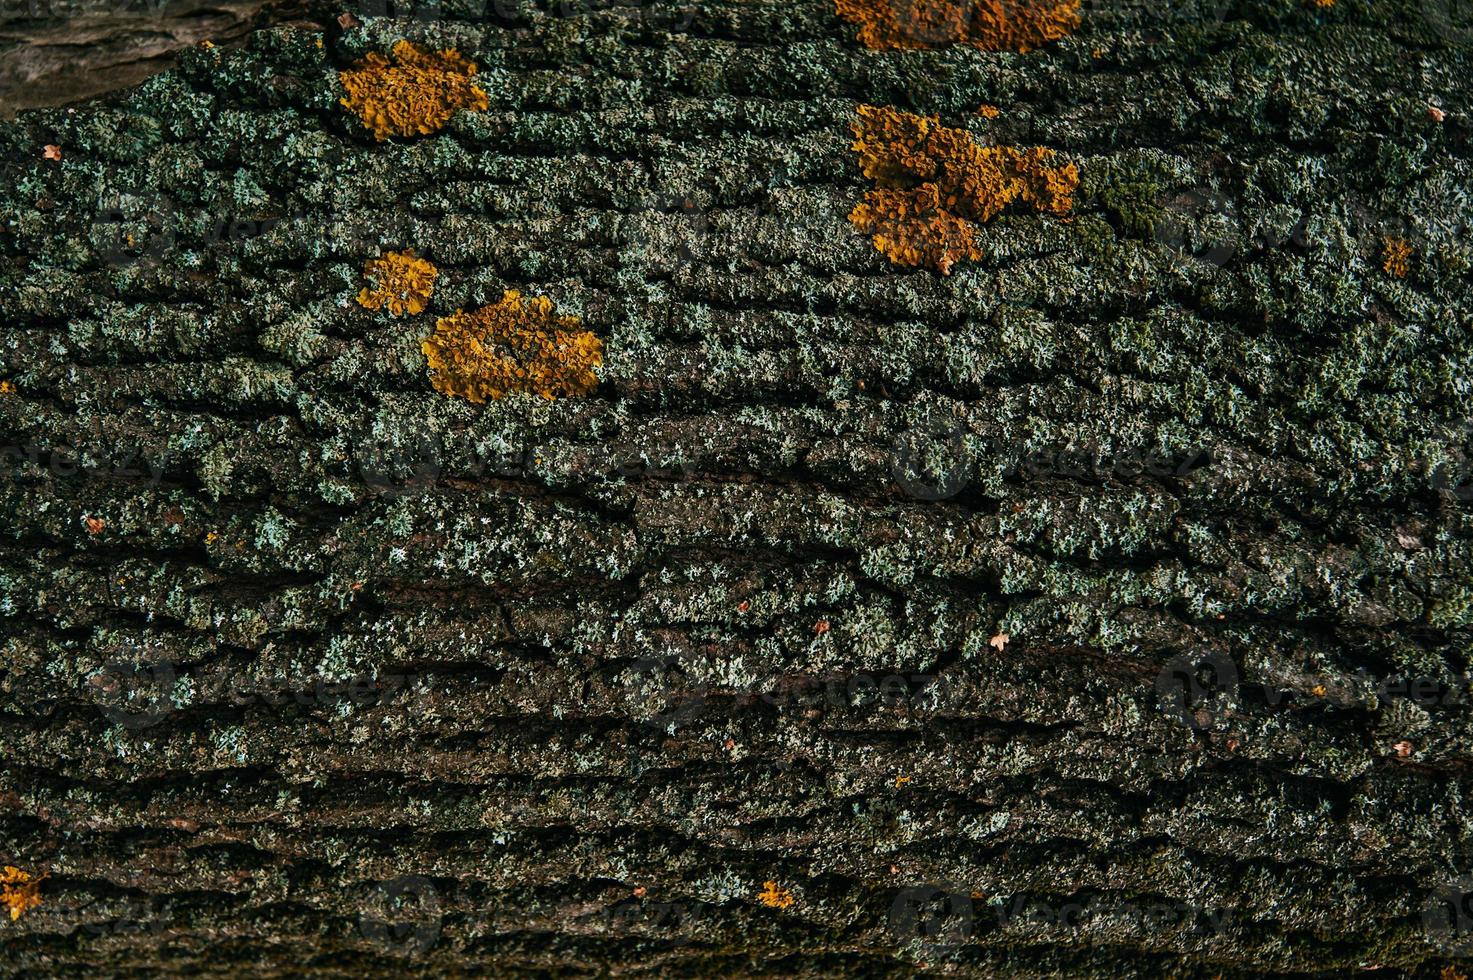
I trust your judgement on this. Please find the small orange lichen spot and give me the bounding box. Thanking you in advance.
[977,104,1000,119]
[757,881,795,909]
[199,39,214,48]
[737,600,751,613]
[1312,0,1333,7]
[339,40,489,140]
[357,249,437,316]
[1441,967,1467,980]
[205,531,218,544]
[84,516,104,535]
[1311,684,1326,697]
[421,290,602,402]
[315,37,325,49]
[895,775,912,787]
[42,144,61,161]
[1430,105,1448,123]
[989,631,1010,651]
[835,0,1079,53]
[632,886,648,898]
[1393,740,1414,759]
[848,105,1078,274]
[814,619,831,635]
[0,381,15,396]
[1382,236,1412,278]
[1,867,45,922]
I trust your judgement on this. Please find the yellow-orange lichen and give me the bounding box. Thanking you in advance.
[1,867,45,922]
[339,40,489,140]
[757,881,795,909]
[977,103,1000,118]
[421,290,602,402]
[848,104,1079,274]
[835,0,1080,53]
[1382,236,1412,278]
[357,249,437,315]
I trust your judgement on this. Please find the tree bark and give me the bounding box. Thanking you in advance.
[2,1,1473,975]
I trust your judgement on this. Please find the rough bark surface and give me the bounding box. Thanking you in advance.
[2,0,1473,976]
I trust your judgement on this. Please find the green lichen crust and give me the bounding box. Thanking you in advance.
[2,0,1473,976]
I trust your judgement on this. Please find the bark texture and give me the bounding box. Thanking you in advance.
[2,0,1473,976]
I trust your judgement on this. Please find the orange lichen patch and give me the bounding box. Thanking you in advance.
[835,0,1079,53]
[1383,236,1412,278]
[339,40,489,140]
[1312,0,1333,7]
[357,249,437,316]
[977,104,1000,118]
[421,290,602,402]
[1,867,45,922]
[757,881,795,909]
[0,380,15,396]
[848,105,1079,274]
